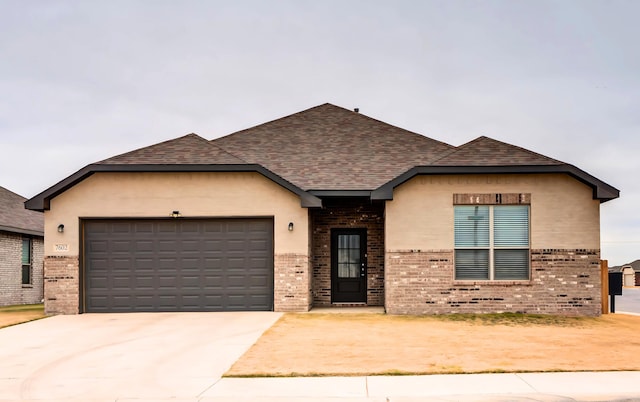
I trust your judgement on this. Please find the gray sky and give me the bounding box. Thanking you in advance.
[1,0,638,265]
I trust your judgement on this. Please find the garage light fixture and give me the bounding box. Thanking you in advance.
[170,211,181,218]
[288,222,294,231]
[57,224,64,233]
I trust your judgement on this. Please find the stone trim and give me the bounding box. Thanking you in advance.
[453,193,531,205]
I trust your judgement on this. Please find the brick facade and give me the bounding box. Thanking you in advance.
[0,232,44,306]
[43,256,79,314]
[386,249,601,316]
[310,199,384,306]
[274,253,311,312]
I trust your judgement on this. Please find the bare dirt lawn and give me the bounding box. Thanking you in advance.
[227,313,640,376]
[0,304,46,328]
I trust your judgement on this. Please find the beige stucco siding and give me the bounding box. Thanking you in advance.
[44,171,308,256]
[385,173,600,250]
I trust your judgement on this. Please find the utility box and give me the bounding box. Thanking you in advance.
[609,272,623,296]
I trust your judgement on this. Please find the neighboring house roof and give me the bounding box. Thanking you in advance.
[610,260,640,273]
[0,186,43,236]
[25,103,620,211]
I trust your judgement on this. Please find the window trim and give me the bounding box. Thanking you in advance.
[454,205,530,282]
[21,237,32,286]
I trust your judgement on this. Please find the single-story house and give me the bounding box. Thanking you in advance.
[26,103,619,316]
[610,260,640,286]
[1,186,44,306]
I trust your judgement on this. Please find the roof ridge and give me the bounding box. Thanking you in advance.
[212,103,337,143]
[213,103,455,159]
[184,133,250,163]
[333,108,456,155]
[430,135,564,165]
[206,138,250,164]
[476,136,565,164]
[96,133,207,163]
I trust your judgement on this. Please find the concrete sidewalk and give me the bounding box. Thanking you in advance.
[201,371,640,401]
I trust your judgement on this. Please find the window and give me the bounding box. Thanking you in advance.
[454,205,529,280]
[22,237,32,285]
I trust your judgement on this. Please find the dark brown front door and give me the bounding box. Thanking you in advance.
[331,229,367,303]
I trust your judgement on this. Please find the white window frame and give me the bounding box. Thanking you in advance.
[454,205,530,281]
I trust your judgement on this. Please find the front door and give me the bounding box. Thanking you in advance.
[331,229,367,303]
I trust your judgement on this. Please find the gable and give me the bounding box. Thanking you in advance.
[430,136,563,166]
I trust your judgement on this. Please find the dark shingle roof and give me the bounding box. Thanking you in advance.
[431,136,563,166]
[0,186,43,236]
[213,103,454,190]
[24,103,620,211]
[97,133,246,165]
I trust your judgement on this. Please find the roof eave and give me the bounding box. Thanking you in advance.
[371,165,620,203]
[0,225,44,237]
[25,164,322,211]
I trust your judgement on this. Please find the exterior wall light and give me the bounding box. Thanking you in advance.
[170,211,181,218]
[288,222,294,231]
[57,224,64,233]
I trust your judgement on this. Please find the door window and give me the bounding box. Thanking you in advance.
[337,234,360,278]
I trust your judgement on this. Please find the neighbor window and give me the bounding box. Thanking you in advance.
[454,205,530,280]
[22,237,32,285]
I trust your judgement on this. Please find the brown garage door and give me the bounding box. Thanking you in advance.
[82,218,273,312]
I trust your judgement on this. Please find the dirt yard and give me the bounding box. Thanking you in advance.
[0,304,45,328]
[226,312,640,376]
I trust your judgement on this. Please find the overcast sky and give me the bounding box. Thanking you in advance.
[1,0,638,265]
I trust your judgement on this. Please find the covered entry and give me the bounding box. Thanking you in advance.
[82,218,273,312]
[310,198,385,307]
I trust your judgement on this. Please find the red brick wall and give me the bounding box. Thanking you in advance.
[386,249,601,316]
[310,199,384,306]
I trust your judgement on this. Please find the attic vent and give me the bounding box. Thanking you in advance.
[354,108,359,113]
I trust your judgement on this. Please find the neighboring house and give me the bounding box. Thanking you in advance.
[26,104,619,316]
[0,186,44,306]
[610,260,640,286]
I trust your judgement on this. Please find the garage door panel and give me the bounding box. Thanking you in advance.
[204,276,223,288]
[84,218,273,312]
[89,240,109,253]
[135,258,155,270]
[135,240,155,252]
[157,221,178,232]
[112,275,132,289]
[249,275,268,287]
[111,222,132,233]
[89,277,108,288]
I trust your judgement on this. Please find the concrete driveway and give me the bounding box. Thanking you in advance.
[0,312,281,401]
[617,286,640,314]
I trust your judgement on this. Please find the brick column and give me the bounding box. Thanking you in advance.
[44,256,79,314]
[274,253,311,312]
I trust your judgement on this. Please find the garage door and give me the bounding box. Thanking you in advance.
[83,218,273,312]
